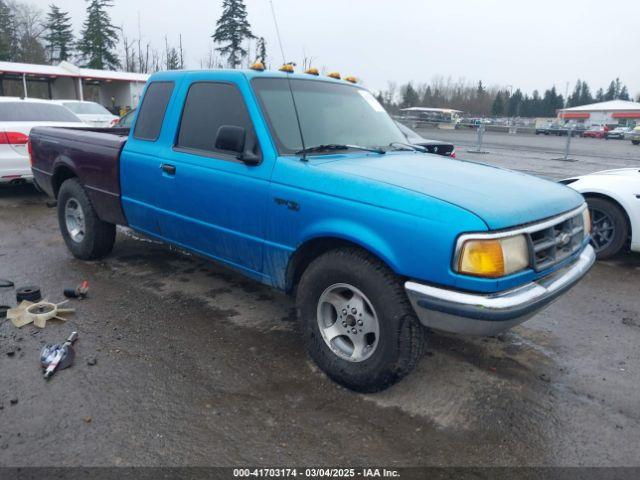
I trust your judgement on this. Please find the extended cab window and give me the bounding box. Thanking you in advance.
[133,81,174,141]
[176,82,257,158]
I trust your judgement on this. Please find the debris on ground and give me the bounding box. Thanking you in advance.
[87,357,97,366]
[10,398,18,405]
[40,331,78,380]
[15,285,42,303]
[64,280,89,300]
[83,416,92,423]
[7,300,75,329]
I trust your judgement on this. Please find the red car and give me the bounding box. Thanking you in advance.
[582,126,606,138]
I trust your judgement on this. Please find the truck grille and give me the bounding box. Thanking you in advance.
[529,211,585,271]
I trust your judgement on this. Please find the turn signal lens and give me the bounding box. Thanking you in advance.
[582,208,591,237]
[458,235,529,278]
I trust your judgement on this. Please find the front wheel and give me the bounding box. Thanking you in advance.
[57,178,116,260]
[296,248,424,392]
[587,197,628,259]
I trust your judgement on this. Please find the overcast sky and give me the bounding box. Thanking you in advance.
[51,0,640,97]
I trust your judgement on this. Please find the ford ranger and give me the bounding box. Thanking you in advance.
[29,69,596,392]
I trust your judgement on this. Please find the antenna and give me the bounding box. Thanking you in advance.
[268,0,308,161]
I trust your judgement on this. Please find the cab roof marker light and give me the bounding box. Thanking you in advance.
[279,63,294,73]
[327,72,341,79]
[345,76,357,84]
[250,61,265,71]
[304,68,319,76]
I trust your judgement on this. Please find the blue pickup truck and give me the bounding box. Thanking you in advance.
[29,69,595,391]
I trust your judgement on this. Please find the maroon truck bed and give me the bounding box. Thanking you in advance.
[29,127,129,226]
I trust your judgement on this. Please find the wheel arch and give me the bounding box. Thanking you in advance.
[52,164,78,198]
[285,235,399,295]
[583,191,633,241]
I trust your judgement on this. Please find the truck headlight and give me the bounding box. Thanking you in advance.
[582,208,591,238]
[457,234,529,278]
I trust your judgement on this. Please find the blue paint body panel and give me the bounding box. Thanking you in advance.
[119,69,585,294]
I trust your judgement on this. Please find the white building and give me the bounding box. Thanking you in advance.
[558,100,640,126]
[0,60,149,113]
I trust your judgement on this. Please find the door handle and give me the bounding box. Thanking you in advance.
[160,163,176,175]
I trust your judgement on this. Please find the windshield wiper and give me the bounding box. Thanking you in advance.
[295,144,386,155]
[387,142,426,152]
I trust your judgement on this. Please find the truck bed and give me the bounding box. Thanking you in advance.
[29,126,129,226]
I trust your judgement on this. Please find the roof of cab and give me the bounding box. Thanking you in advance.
[147,68,356,86]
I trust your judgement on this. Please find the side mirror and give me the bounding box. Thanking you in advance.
[215,125,245,153]
[214,125,261,165]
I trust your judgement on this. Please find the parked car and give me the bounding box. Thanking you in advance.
[395,121,456,157]
[113,109,136,128]
[627,126,640,145]
[561,169,639,259]
[582,125,606,139]
[53,100,119,127]
[535,122,553,135]
[604,126,633,140]
[539,123,584,137]
[0,97,84,185]
[30,70,595,392]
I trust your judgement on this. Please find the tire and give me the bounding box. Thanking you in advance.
[296,248,424,392]
[587,197,629,260]
[633,140,640,146]
[16,285,41,302]
[57,178,116,260]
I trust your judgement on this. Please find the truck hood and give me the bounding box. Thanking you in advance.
[315,152,584,230]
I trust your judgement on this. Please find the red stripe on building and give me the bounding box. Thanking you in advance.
[560,112,590,119]
[611,112,640,119]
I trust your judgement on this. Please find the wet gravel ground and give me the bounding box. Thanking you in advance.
[0,137,639,467]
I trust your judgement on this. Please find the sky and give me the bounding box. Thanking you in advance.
[50,0,640,97]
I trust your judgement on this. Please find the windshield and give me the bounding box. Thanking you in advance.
[0,102,80,122]
[252,78,406,154]
[63,102,111,115]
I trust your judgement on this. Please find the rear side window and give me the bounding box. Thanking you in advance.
[0,102,80,122]
[133,81,174,141]
[176,82,255,156]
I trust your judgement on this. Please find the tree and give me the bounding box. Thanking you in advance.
[400,82,419,108]
[77,0,120,69]
[164,36,181,70]
[256,36,266,65]
[43,4,74,63]
[0,0,16,61]
[212,0,255,68]
[491,92,505,116]
[507,88,523,117]
[619,86,630,101]
[595,88,604,102]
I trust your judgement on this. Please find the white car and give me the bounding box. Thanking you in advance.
[53,100,119,127]
[0,97,85,185]
[562,168,640,259]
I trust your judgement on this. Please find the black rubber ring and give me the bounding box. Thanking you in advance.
[16,286,42,303]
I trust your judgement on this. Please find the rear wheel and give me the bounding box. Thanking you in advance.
[57,178,116,260]
[587,197,628,259]
[296,248,424,392]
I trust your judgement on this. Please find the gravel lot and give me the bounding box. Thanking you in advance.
[0,132,639,468]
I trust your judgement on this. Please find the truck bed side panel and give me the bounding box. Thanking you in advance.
[30,127,129,225]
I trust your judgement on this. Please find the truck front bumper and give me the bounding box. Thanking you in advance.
[404,245,596,336]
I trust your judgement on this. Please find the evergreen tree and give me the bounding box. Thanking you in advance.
[567,80,582,107]
[0,0,16,61]
[595,88,604,102]
[400,82,419,108]
[212,0,255,68]
[507,89,523,117]
[77,0,120,70]
[619,86,630,101]
[43,4,74,63]
[604,81,616,101]
[578,81,593,105]
[256,36,266,65]
[491,92,504,116]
